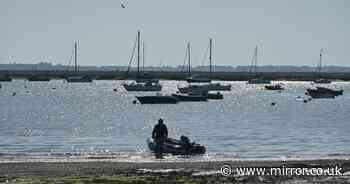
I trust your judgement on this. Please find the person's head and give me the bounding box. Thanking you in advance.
[158,118,163,124]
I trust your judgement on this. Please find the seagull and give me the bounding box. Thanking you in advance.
[120,1,126,8]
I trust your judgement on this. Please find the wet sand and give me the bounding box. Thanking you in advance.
[0,159,350,183]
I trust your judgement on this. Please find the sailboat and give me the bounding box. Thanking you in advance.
[179,39,230,92]
[122,30,162,91]
[205,38,231,91]
[247,45,271,84]
[185,41,211,83]
[313,49,331,84]
[65,42,92,83]
[178,42,209,93]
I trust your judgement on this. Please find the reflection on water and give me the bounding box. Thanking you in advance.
[0,80,350,161]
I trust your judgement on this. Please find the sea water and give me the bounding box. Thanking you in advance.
[0,80,349,161]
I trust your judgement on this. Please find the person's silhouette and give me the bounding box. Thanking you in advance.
[152,118,168,158]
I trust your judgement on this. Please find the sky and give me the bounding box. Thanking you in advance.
[0,0,349,67]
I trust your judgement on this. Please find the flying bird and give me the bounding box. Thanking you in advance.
[120,1,126,8]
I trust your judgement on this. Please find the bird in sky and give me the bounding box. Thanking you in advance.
[120,1,126,8]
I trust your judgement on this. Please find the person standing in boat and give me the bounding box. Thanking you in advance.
[152,118,168,158]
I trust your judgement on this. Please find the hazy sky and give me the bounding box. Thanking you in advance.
[1,0,349,67]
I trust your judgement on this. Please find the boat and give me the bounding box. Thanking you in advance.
[136,95,179,104]
[124,81,162,92]
[247,45,271,84]
[315,87,343,96]
[178,84,209,93]
[306,88,336,98]
[205,38,231,90]
[184,38,231,90]
[207,92,223,100]
[172,90,208,102]
[66,76,92,83]
[122,30,162,91]
[265,84,284,90]
[65,42,93,83]
[207,83,231,91]
[186,75,211,83]
[313,49,331,84]
[147,137,206,155]
[313,79,331,84]
[247,78,271,84]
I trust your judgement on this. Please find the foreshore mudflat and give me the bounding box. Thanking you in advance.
[0,159,349,183]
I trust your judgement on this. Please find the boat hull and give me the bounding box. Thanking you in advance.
[136,96,179,104]
[247,79,271,84]
[124,84,162,92]
[171,94,207,101]
[147,138,206,155]
[27,77,51,82]
[65,76,92,83]
[186,78,211,83]
[207,92,223,100]
[306,89,336,98]
[313,79,332,84]
[265,85,284,90]
[316,87,343,96]
[208,83,231,91]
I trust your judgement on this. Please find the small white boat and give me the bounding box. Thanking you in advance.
[123,81,162,92]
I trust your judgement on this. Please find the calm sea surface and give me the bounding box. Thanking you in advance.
[0,80,349,161]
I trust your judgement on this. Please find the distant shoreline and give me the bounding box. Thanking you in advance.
[2,70,350,81]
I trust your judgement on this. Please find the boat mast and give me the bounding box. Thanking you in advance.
[254,45,258,74]
[143,42,145,71]
[137,30,140,78]
[318,49,323,74]
[209,38,212,79]
[187,42,191,78]
[74,41,78,73]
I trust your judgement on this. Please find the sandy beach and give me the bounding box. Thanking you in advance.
[0,159,349,183]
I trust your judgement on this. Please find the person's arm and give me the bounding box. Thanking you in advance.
[152,125,157,138]
[164,125,168,138]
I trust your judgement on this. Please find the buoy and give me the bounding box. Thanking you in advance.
[303,100,308,103]
[271,102,276,106]
[308,98,312,101]
[133,100,137,104]
[113,88,117,92]
[52,87,56,90]
[12,92,16,96]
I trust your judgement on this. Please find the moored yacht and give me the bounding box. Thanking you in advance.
[65,42,93,83]
[247,45,271,84]
[122,30,162,92]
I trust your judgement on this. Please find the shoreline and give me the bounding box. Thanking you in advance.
[1,158,349,176]
[1,159,350,183]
